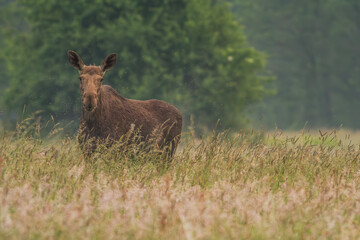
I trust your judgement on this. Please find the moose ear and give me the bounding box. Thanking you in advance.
[101,53,117,72]
[67,50,85,71]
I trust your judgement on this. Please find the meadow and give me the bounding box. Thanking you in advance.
[0,120,360,239]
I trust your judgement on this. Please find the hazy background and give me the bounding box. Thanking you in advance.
[0,0,359,133]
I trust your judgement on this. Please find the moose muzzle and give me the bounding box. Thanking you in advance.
[83,93,98,112]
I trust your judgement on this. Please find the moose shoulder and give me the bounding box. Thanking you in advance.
[67,50,182,157]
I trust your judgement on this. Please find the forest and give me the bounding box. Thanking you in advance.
[1,0,360,131]
[233,0,360,129]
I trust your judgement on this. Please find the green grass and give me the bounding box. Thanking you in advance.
[1,122,360,239]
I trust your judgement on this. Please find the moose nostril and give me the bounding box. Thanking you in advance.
[85,104,93,111]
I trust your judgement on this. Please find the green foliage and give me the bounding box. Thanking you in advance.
[232,0,360,129]
[0,0,268,131]
[0,0,12,102]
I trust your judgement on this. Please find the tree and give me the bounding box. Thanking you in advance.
[232,0,360,129]
[1,0,268,131]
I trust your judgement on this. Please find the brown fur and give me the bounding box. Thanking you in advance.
[67,50,182,156]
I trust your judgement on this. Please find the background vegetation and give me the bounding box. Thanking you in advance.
[232,0,360,129]
[2,0,360,131]
[0,0,268,132]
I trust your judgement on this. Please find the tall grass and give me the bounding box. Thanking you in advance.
[0,120,360,239]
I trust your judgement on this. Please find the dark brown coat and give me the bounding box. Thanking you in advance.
[67,50,182,156]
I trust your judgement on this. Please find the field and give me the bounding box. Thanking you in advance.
[1,122,360,239]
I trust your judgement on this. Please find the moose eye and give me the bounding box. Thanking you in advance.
[100,78,103,82]
[78,77,82,82]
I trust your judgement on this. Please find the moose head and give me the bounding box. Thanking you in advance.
[67,50,117,112]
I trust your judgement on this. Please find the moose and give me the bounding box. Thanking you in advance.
[67,50,182,157]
